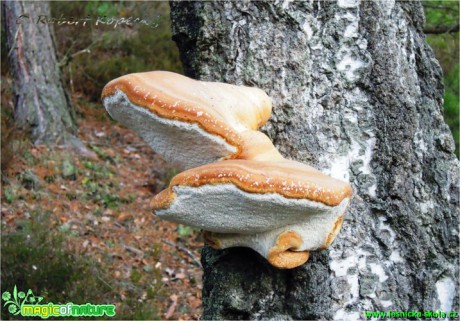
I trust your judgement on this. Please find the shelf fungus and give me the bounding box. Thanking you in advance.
[101,71,272,170]
[102,71,353,269]
[152,159,352,269]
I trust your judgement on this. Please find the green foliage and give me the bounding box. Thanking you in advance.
[443,62,459,148]
[423,1,459,27]
[117,297,159,320]
[81,162,130,209]
[51,1,182,102]
[1,212,113,319]
[1,211,163,320]
[85,1,120,17]
[3,186,17,204]
[162,168,179,187]
[424,2,459,157]
[177,224,193,238]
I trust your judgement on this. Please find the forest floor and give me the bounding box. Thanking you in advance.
[1,97,203,320]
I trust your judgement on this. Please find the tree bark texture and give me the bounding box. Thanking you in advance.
[171,1,459,320]
[3,0,76,144]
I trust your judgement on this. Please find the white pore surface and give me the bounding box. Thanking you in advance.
[104,90,237,170]
[208,197,349,258]
[156,183,349,258]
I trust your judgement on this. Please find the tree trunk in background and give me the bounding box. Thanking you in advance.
[171,1,459,319]
[3,0,76,145]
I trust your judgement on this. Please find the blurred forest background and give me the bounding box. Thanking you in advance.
[1,1,458,320]
[424,0,459,157]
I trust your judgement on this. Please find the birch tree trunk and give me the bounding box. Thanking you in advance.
[171,1,459,319]
[3,0,76,145]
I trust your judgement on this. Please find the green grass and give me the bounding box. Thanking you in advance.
[1,211,162,320]
[1,212,113,320]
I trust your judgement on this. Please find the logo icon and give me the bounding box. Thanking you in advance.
[2,286,116,318]
[2,286,43,316]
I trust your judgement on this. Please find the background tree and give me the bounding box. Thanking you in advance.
[3,1,76,145]
[171,1,459,319]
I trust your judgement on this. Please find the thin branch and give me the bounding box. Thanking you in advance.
[7,27,20,57]
[57,40,100,68]
[123,245,144,258]
[424,24,459,34]
[163,239,202,268]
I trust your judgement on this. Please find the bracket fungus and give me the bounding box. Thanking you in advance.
[102,71,353,269]
[152,159,352,269]
[102,71,272,170]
